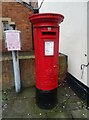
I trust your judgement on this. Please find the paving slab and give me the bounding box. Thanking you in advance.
[71,109,88,118]
[2,81,88,119]
[47,111,73,118]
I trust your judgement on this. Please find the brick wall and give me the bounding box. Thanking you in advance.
[1,2,33,52]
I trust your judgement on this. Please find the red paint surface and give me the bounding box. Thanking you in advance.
[29,13,64,91]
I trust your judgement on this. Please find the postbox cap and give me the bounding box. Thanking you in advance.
[29,13,64,27]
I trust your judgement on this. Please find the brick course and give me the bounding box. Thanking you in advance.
[1,2,33,52]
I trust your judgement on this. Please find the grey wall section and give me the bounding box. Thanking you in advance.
[2,53,68,90]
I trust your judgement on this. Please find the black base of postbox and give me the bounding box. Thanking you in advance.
[36,88,58,109]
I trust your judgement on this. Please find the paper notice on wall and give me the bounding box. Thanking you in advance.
[5,31,21,51]
[45,41,54,56]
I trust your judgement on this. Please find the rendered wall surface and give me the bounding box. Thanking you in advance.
[38,1,88,87]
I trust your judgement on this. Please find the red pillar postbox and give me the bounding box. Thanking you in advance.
[29,13,64,109]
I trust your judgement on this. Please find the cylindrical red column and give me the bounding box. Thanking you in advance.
[29,13,64,109]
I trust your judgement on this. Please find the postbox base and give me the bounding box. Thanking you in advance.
[36,88,58,109]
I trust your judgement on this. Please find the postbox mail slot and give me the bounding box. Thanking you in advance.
[42,32,56,36]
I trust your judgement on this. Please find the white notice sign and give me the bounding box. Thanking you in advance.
[45,41,54,56]
[4,30,21,51]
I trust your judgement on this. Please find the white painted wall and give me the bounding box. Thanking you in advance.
[87,2,89,88]
[38,1,88,87]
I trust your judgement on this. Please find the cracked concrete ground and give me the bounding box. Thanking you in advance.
[2,80,89,119]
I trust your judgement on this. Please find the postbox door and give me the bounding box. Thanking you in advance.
[34,27,59,91]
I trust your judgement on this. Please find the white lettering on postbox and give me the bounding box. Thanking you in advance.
[4,30,21,51]
[45,41,54,56]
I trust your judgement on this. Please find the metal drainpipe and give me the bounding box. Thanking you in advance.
[31,23,34,50]
[32,9,39,50]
